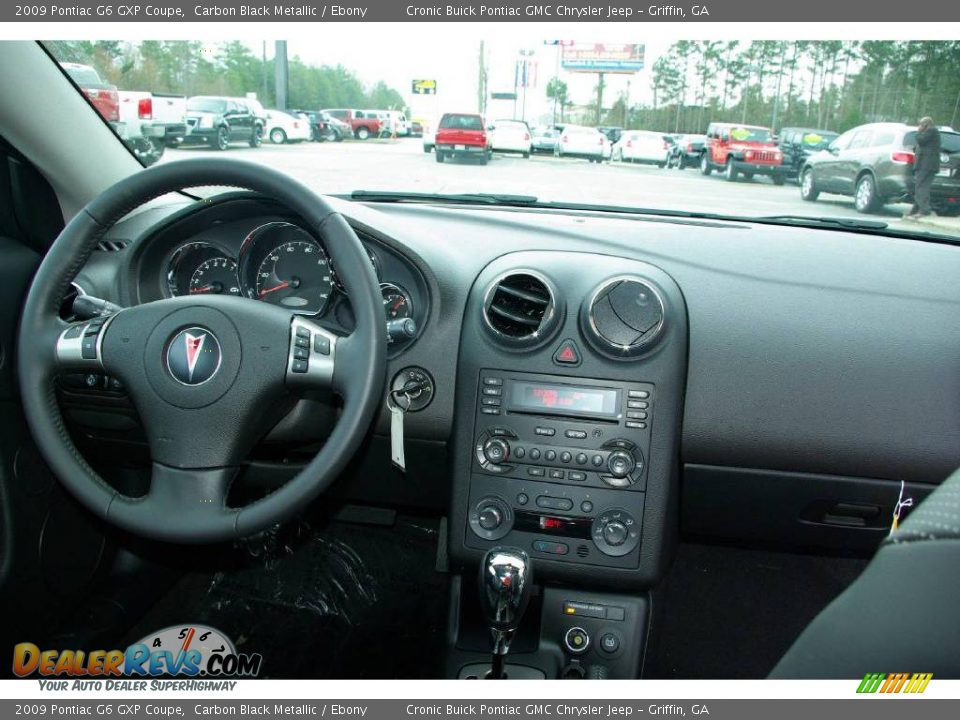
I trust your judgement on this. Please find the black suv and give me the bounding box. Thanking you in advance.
[182,96,265,150]
[778,127,838,180]
[800,123,960,214]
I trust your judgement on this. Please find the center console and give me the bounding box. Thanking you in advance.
[447,251,688,679]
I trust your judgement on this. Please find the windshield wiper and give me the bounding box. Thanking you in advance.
[350,190,539,206]
[754,214,889,230]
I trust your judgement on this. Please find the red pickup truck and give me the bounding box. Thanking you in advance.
[434,113,492,165]
[321,108,382,140]
[60,62,120,129]
[700,122,787,184]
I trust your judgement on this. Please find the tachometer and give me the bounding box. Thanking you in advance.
[167,242,238,297]
[189,257,241,296]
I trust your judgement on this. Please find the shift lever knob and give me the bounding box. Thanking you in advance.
[479,547,532,656]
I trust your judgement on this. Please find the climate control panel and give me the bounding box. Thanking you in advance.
[465,474,645,569]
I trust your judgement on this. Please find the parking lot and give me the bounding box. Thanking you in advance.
[165,137,946,232]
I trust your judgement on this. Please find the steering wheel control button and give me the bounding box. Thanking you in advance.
[552,339,582,366]
[469,497,512,540]
[166,327,222,386]
[536,496,573,511]
[592,509,641,557]
[291,359,308,374]
[564,627,591,655]
[313,335,331,355]
[599,633,621,654]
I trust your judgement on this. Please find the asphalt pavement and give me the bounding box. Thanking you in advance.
[164,137,958,237]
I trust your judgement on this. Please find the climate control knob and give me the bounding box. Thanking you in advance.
[591,509,640,557]
[478,505,503,531]
[602,521,629,547]
[469,496,512,541]
[483,438,511,465]
[607,450,635,479]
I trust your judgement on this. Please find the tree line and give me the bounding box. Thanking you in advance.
[45,41,407,113]
[596,41,960,134]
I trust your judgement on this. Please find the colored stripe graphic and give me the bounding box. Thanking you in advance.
[857,672,932,693]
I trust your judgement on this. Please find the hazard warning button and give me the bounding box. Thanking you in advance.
[553,339,582,366]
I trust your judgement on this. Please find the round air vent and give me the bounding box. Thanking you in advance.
[482,271,562,349]
[581,277,665,359]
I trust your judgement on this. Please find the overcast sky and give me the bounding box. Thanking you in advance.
[256,31,672,123]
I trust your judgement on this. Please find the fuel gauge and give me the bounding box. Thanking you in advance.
[381,283,413,321]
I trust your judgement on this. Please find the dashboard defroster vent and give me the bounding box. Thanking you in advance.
[482,271,562,350]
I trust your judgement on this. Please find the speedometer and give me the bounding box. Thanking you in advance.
[239,222,335,315]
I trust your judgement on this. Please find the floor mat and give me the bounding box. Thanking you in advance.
[121,514,448,679]
[643,542,869,679]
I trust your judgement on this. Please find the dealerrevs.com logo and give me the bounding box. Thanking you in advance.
[13,624,262,680]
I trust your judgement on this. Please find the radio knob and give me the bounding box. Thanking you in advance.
[607,450,635,479]
[483,438,510,465]
[478,505,503,531]
[602,521,629,547]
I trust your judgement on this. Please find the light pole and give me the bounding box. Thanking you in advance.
[519,49,535,123]
[741,63,759,124]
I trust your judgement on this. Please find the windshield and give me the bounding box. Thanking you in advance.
[44,39,960,241]
[728,127,772,143]
[187,98,227,113]
[440,114,483,130]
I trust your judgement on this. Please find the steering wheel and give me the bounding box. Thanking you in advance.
[17,159,386,543]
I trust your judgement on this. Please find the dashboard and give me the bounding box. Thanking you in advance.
[64,190,960,588]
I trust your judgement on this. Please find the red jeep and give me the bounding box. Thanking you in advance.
[59,62,120,128]
[700,122,786,184]
[434,113,492,165]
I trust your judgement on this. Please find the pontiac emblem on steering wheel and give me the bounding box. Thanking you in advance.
[166,327,222,385]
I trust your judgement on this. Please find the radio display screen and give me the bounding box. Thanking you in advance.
[509,381,620,418]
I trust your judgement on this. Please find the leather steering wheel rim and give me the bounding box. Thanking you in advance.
[17,158,386,543]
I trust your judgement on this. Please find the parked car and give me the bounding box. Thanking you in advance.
[666,134,707,169]
[434,112,491,164]
[182,96,264,150]
[778,127,839,180]
[555,124,609,162]
[489,119,532,158]
[263,110,311,144]
[322,108,382,140]
[531,126,559,154]
[799,123,960,215]
[597,126,624,145]
[117,90,187,166]
[409,119,424,137]
[290,110,346,142]
[59,62,120,132]
[612,131,672,166]
[700,122,787,184]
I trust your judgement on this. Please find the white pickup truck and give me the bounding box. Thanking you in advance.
[117,91,188,165]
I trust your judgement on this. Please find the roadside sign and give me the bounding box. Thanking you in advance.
[412,79,437,95]
[562,43,645,74]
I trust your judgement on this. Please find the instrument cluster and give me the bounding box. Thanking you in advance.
[164,221,414,325]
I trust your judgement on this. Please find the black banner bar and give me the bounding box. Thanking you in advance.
[3,1,959,23]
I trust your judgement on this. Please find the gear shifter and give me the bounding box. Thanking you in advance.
[479,547,532,679]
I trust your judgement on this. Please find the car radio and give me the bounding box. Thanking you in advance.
[465,370,654,568]
[473,370,653,491]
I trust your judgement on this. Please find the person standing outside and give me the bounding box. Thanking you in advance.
[906,117,941,218]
